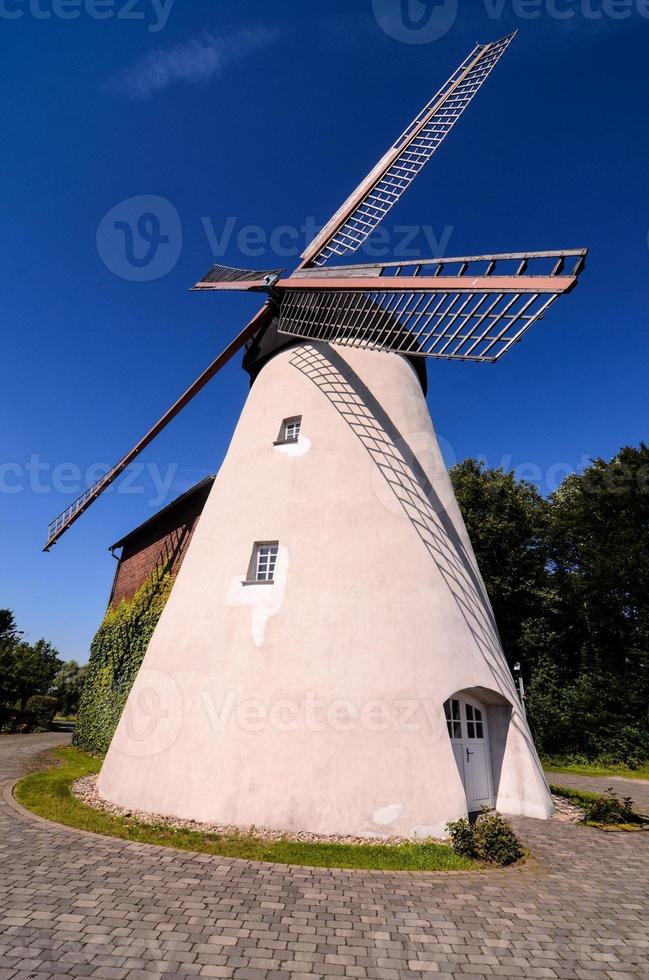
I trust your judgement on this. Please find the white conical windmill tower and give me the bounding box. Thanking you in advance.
[46,33,586,837]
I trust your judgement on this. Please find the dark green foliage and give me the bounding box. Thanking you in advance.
[0,612,62,710]
[586,789,638,825]
[449,459,549,673]
[73,565,175,755]
[445,817,475,857]
[0,705,36,734]
[0,614,59,731]
[451,445,649,767]
[0,609,21,642]
[446,812,524,865]
[552,785,641,826]
[25,695,59,730]
[472,812,524,865]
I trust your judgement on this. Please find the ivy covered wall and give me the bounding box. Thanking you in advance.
[74,564,174,755]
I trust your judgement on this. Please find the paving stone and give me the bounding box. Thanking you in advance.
[2,735,649,980]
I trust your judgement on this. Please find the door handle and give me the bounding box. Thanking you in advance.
[466,748,474,761]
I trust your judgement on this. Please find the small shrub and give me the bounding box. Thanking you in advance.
[586,789,637,825]
[0,705,37,733]
[445,818,476,857]
[25,695,59,731]
[446,812,523,865]
[473,812,523,866]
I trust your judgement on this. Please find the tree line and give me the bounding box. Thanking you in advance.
[0,610,85,730]
[450,443,649,766]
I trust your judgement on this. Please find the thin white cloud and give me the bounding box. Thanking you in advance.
[105,27,277,101]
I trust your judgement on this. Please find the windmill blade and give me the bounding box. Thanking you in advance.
[193,262,381,292]
[301,33,516,268]
[192,263,283,292]
[277,250,587,362]
[44,304,273,552]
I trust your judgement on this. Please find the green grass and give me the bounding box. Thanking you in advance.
[14,747,479,872]
[549,784,600,807]
[550,784,647,832]
[544,759,649,781]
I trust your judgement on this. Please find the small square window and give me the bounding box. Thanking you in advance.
[275,416,302,445]
[244,541,279,585]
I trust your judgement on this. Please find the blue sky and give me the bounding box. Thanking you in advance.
[2,0,648,662]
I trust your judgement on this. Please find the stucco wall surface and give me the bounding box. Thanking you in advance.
[98,343,551,839]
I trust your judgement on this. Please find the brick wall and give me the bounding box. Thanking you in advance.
[108,479,213,609]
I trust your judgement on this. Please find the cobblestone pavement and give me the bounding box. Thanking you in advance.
[0,733,72,783]
[1,735,648,980]
[547,773,649,817]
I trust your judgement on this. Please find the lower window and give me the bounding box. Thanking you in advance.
[244,541,279,584]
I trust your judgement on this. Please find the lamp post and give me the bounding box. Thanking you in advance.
[513,662,526,715]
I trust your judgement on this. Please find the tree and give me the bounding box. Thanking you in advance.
[451,448,649,765]
[0,610,63,709]
[0,609,21,642]
[51,661,87,716]
[542,444,649,760]
[449,459,550,673]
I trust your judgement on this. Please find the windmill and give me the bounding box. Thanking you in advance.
[50,33,587,837]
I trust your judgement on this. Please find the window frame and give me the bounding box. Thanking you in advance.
[274,415,302,446]
[243,541,279,586]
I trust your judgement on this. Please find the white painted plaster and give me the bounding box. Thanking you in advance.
[411,823,449,840]
[372,804,404,826]
[275,434,311,457]
[226,546,289,647]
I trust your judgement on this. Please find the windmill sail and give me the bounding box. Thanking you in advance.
[301,33,516,268]
[278,251,587,362]
[193,264,283,291]
[43,304,273,551]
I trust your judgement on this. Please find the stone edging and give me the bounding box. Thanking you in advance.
[2,776,540,878]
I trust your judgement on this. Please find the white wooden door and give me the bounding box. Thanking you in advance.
[444,696,494,811]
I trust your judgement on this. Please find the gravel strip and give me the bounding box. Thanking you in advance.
[72,774,579,841]
[71,774,416,845]
[551,793,585,823]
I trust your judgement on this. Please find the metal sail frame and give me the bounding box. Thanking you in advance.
[44,32,587,551]
[191,250,586,362]
[301,32,516,267]
[276,251,586,363]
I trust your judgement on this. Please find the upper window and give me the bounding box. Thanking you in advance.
[444,698,462,740]
[465,703,484,740]
[245,541,279,584]
[275,416,302,445]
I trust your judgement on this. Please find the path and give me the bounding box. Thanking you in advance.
[1,734,648,979]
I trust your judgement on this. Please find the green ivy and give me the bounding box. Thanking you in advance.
[73,564,174,755]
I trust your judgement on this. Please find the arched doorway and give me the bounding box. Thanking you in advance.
[444,694,494,812]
